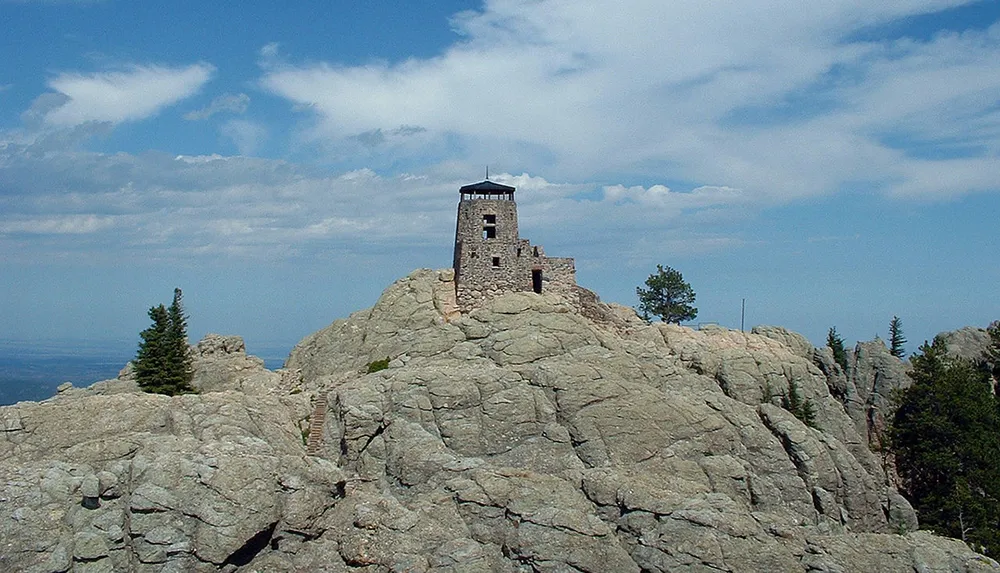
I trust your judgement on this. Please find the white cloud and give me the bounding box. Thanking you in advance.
[1,125,744,265]
[220,119,267,155]
[0,214,115,234]
[37,63,214,127]
[260,1,1000,201]
[184,92,250,121]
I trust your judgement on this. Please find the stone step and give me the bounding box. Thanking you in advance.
[305,393,329,456]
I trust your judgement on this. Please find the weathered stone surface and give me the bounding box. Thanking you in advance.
[285,269,467,382]
[754,324,816,360]
[938,325,993,363]
[0,392,332,572]
[1,269,994,572]
[189,333,282,394]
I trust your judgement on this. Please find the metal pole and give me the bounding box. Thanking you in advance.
[741,298,745,332]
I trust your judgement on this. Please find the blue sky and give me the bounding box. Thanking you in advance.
[2,0,999,359]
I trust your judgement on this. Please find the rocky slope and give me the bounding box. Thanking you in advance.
[1,269,996,572]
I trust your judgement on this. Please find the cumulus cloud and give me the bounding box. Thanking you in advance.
[260,1,1000,201]
[184,93,250,120]
[35,63,214,127]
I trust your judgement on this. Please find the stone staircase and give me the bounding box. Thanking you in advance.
[305,393,328,456]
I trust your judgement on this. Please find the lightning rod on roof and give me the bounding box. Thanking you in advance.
[486,165,489,180]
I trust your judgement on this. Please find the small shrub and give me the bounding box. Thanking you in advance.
[366,357,391,373]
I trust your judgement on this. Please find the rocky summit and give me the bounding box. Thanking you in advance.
[1,269,997,572]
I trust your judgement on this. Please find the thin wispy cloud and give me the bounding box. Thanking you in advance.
[34,64,213,127]
[184,92,250,121]
[0,214,116,235]
[219,119,267,155]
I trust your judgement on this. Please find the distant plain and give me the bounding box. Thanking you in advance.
[0,340,287,405]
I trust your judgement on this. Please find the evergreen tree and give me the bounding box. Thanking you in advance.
[135,289,194,395]
[827,327,848,372]
[165,288,194,391]
[986,322,1000,381]
[135,304,171,393]
[891,338,1000,554]
[889,316,907,359]
[636,265,698,324]
[781,380,817,427]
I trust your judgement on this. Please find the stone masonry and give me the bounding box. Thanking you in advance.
[453,180,577,311]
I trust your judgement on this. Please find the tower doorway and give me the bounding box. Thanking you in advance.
[532,269,543,294]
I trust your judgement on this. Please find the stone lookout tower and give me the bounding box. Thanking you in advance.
[453,180,576,310]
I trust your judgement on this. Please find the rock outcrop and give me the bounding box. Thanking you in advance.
[189,334,284,394]
[811,338,911,452]
[938,325,993,363]
[1,269,996,572]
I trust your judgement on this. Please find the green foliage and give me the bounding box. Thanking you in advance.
[135,288,194,396]
[781,380,817,427]
[986,322,1000,380]
[890,338,1000,555]
[366,357,391,373]
[827,327,848,372]
[635,265,698,324]
[889,316,907,359]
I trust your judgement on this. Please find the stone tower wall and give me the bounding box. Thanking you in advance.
[454,199,526,309]
[453,192,577,311]
[540,257,577,301]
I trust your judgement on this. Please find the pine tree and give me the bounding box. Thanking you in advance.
[135,304,171,394]
[891,338,1000,554]
[781,380,817,427]
[164,288,194,392]
[636,265,698,324]
[986,322,1000,381]
[889,316,907,359]
[135,289,194,395]
[827,327,848,372]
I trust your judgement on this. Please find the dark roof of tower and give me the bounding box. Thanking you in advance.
[459,180,516,194]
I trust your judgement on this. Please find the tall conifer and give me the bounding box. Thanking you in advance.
[135,288,194,395]
[891,338,1000,553]
[889,316,907,359]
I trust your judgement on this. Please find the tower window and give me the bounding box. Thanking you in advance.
[482,213,497,239]
[492,257,501,268]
